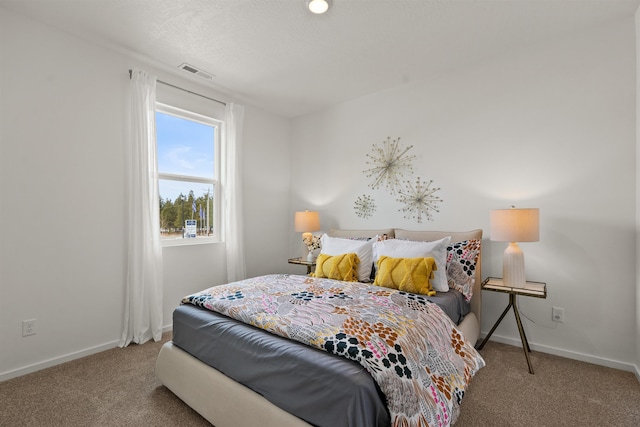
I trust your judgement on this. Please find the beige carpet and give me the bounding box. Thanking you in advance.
[457,341,640,426]
[1,333,639,426]
[0,333,209,427]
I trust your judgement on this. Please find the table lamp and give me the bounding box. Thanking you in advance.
[294,210,320,260]
[490,207,539,288]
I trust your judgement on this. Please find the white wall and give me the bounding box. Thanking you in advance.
[1,4,637,380]
[636,7,640,380]
[0,7,291,380]
[291,18,638,372]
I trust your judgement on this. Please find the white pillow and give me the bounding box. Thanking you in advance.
[373,236,452,292]
[320,234,375,282]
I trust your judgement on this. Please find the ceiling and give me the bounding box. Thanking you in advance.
[2,0,639,118]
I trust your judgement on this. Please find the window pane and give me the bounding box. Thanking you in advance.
[156,112,215,179]
[159,180,215,240]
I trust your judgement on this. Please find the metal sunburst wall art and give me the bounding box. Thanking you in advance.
[363,137,415,194]
[354,194,376,219]
[397,177,442,223]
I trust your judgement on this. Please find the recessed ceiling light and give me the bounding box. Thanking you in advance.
[308,0,330,14]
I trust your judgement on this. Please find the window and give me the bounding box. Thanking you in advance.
[155,103,221,245]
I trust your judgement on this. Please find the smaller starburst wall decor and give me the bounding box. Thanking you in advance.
[354,194,376,219]
[363,137,415,194]
[397,177,442,223]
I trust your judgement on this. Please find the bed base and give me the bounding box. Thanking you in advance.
[156,341,312,427]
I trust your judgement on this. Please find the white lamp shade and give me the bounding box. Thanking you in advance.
[490,208,539,242]
[294,210,320,233]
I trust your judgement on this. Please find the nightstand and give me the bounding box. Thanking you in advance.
[477,277,547,374]
[288,257,316,275]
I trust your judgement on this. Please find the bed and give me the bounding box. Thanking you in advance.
[156,228,484,427]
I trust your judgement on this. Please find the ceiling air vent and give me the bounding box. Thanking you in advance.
[178,63,214,80]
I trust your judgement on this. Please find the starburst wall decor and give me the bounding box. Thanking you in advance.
[363,137,415,194]
[397,177,442,223]
[360,136,444,222]
[354,194,376,219]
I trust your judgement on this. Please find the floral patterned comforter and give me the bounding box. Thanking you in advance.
[183,274,485,427]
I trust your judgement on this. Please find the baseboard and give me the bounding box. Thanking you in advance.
[483,334,639,377]
[0,324,174,383]
[2,326,633,382]
[0,339,120,382]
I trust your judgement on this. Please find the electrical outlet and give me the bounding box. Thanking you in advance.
[22,319,37,337]
[552,307,564,323]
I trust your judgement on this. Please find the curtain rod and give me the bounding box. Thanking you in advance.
[128,69,227,106]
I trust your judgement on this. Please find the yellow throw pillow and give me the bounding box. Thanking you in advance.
[374,256,437,296]
[312,253,360,282]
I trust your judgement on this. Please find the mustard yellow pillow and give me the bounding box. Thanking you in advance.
[374,256,437,296]
[312,253,360,282]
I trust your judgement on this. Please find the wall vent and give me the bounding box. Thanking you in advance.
[178,63,214,80]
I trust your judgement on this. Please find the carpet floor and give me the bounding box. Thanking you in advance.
[1,333,638,426]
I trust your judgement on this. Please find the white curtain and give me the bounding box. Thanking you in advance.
[120,68,163,347]
[223,103,247,282]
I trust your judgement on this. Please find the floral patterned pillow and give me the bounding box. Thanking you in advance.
[446,239,481,302]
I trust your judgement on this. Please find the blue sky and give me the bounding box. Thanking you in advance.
[156,112,215,202]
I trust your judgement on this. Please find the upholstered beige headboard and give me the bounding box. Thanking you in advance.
[329,228,395,239]
[328,228,483,325]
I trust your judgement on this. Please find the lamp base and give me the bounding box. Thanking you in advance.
[503,242,526,288]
